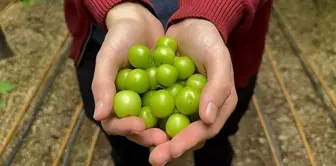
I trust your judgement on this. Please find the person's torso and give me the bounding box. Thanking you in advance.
[91,0,179,45]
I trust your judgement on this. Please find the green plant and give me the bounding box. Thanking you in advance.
[19,0,41,6]
[19,0,31,6]
[0,82,15,108]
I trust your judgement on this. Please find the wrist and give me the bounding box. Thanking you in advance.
[170,18,217,34]
[167,1,244,42]
[106,2,154,30]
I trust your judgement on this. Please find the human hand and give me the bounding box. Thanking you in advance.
[91,2,168,147]
[149,19,238,166]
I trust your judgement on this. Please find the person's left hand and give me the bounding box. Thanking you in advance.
[149,19,238,166]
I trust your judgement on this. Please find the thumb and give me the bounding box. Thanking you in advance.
[91,31,127,121]
[198,49,233,124]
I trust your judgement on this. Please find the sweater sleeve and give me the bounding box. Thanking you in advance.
[167,0,268,42]
[73,0,156,31]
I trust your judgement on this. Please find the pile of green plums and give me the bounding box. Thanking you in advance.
[114,36,207,138]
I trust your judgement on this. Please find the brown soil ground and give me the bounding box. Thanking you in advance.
[0,0,335,166]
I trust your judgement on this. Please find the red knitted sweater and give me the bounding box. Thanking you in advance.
[64,0,272,88]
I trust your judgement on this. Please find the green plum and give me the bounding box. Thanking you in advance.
[174,56,195,80]
[159,111,180,131]
[138,106,157,128]
[115,69,131,91]
[146,67,158,90]
[175,87,200,115]
[186,74,207,91]
[125,69,149,94]
[128,44,153,69]
[166,83,183,97]
[156,64,178,87]
[154,47,175,66]
[141,90,156,107]
[155,36,177,52]
[150,90,175,118]
[166,113,190,137]
[113,90,142,118]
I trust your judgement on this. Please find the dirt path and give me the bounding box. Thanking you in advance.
[0,0,335,165]
[0,0,68,144]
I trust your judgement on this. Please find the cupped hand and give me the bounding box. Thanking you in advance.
[149,19,238,166]
[91,2,168,147]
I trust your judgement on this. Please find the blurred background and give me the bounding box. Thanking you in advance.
[0,0,335,165]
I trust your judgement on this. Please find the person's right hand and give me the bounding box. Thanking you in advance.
[91,2,168,147]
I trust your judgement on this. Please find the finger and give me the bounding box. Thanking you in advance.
[149,141,172,166]
[190,141,205,151]
[169,121,209,158]
[170,89,237,159]
[101,116,146,136]
[126,128,169,147]
[209,87,238,134]
[91,32,124,121]
[199,47,233,124]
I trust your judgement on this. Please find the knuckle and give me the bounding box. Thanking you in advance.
[222,83,231,92]
[91,78,99,94]
[232,91,238,105]
[209,127,221,138]
[108,39,122,56]
[126,136,136,143]
[101,121,114,135]
[99,42,120,60]
[205,45,223,59]
[218,83,231,97]
[228,87,238,106]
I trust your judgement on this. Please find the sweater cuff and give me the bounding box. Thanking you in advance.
[84,0,156,31]
[168,0,245,42]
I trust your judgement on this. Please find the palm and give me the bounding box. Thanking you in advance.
[91,3,169,148]
[149,19,238,166]
[101,19,164,69]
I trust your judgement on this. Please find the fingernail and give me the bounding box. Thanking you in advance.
[205,103,218,123]
[161,161,168,166]
[130,130,140,135]
[93,100,103,119]
[175,152,183,158]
